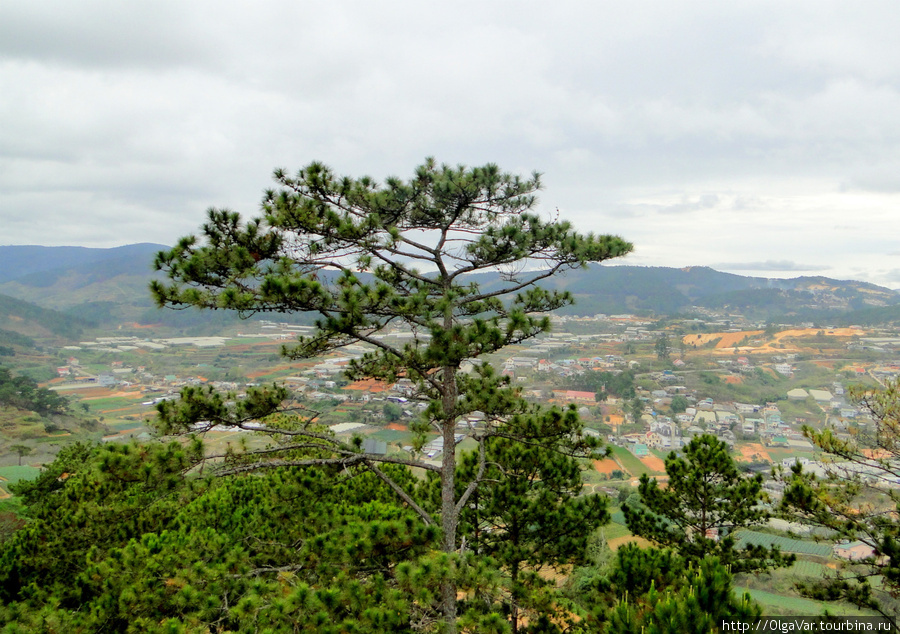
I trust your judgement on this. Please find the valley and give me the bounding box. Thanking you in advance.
[2,244,900,620]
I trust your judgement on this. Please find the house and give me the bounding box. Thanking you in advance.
[774,363,793,376]
[552,390,596,403]
[833,541,875,561]
[632,443,650,457]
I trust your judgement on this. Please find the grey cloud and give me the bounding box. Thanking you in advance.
[2,0,900,288]
[709,261,831,273]
[655,194,721,215]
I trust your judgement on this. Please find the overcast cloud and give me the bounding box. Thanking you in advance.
[2,1,900,286]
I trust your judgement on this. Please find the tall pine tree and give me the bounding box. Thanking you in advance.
[151,158,632,630]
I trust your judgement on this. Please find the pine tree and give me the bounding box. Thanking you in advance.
[623,434,793,573]
[780,378,900,625]
[579,544,760,633]
[150,158,632,630]
[453,407,609,633]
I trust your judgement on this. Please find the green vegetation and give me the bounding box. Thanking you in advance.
[625,435,794,573]
[0,293,91,339]
[0,366,68,415]
[607,445,658,477]
[735,586,872,617]
[5,180,900,628]
[781,378,900,624]
[733,530,833,558]
[150,158,632,631]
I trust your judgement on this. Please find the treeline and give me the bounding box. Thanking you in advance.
[0,366,68,415]
[0,328,33,350]
[567,370,636,401]
[0,439,759,632]
[0,293,90,339]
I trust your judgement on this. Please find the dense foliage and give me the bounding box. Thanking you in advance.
[1,441,457,633]
[624,434,794,573]
[0,293,90,339]
[574,544,761,632]
[568,370,636,401]
[0,366,68,415]
[781,378,900,624]
[0,439,765,632]
[150,158,632,630]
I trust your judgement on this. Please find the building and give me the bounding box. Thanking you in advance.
[833,541,875,561]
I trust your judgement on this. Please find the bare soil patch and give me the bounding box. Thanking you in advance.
[685,331,763,348]
[593,458,620,475]
[685,327,865,355]
[246,365,296,379]
[737,443,771,463]
[639,454,666,472]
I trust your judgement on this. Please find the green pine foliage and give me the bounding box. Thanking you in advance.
[623,434,794,573]
[0,365,69,415]
[779,378,900,625]
[576,544,761,633]
[452,406,610,633]
[0,440,448,632]
[149,158,632,630]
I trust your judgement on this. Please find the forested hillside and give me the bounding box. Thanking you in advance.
[0,293,91,339]
[2,246,897,328]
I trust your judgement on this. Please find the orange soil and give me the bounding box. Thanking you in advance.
[343,378,389,393]
[79,388,115,399]
[683,327,864,354]
[593,458,621,475]
[386,423,408,432]
[246,366,293,379]
[684,331,763,348]
[723,375,743,384]
[82,388,140,400]
[737,443,772,463]
[639,454,666,472]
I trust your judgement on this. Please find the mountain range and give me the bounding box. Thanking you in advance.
[0,244,899,335]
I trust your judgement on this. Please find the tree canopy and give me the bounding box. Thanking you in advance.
[781,378,900,624]
[624,434,793,573]
[150,158,632,630]
[0,366,68,415]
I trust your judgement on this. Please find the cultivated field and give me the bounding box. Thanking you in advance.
[682,327,864,354]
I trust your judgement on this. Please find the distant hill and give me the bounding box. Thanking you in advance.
[0,244,233,328]
[465,265,900,320]
[0,243,165,285]
[0,245,898,327]
[0,293,91,340]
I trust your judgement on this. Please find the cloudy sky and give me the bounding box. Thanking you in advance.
[3,1,900,286]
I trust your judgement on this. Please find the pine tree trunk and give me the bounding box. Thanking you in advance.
[441,418,458,633]
[439,348,459,633]
[511,559,520,634]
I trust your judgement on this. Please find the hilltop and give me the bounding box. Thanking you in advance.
[1,245,898,327]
